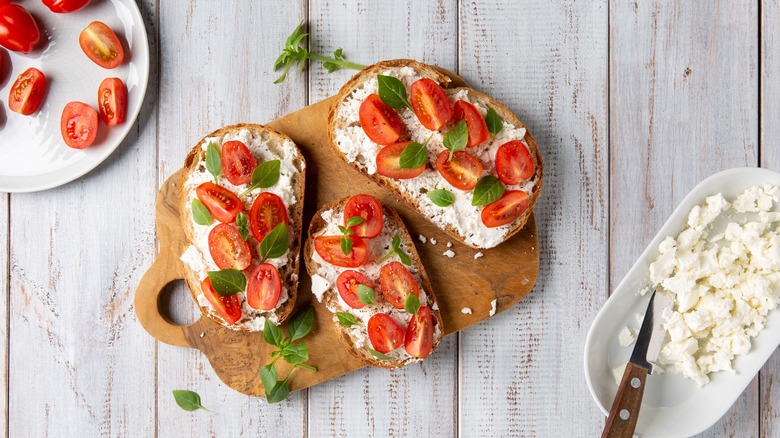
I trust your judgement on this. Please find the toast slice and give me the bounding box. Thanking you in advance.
[304,196,444,368]
[327,59,543,249]
[178,123,305,331]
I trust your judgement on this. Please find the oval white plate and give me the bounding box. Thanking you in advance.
[584,167,780,437]
[0,0,149,192]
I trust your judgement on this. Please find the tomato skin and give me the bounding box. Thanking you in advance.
[196,182,242,223]
[79,21,124,69]
[344,194,383,238]
[379,261,420,309]
[313,236,367,268]
[97,77,126,126]
[481,190,529,228]
[0,4,40,53]
[410,78,453,131]
[60,101,98,149]
[200,278,242,325]
[8,67,46,115]
[336,270,375,309]
[495,140,535,185]
[359,93,404,145]
[367,313,404,354]
[404,306,434,358]
[453,101,489,147]
[208,223,252,270]
[42,0,91,13]
[246,263,282,310]
[249,192,288,242]
[221,141,257,186]
[376,141,426,180]
[435,150,483,190]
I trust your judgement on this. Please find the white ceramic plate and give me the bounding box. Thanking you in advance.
[0,0,149,192]
[584,167,780,437]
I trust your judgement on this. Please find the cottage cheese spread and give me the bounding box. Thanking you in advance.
[180,128,305,330]
[648,185,780,386]
[331,66,537,248]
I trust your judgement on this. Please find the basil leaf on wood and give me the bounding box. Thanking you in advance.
[377,75,413,110]
[259,222,289,262]
[260,364,278,393]
[281,343,309,364]
[472,175,505,206]
[399,142,428,169]
[287,306,314,341]
[192,199,213,225]
[205,142,221,184]
[426,189,454,207]
[266,381,290,404]
[442,120,468,160]
[207,269,246,296]
[263,318,283,347]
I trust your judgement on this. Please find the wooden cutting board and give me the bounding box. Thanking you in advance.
[134,71,540,396]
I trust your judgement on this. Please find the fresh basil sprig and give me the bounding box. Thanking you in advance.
[259,222,289,263]
[485,108,503,139]
[240,160,281,196]
[472,176,505,206]
[235,212,249,241]
[367,346,389,361]
[207,269,247,296]
[357,284,376,305]
[172,390,214,413]
[338,216,364,255]
[336,312,360,327]
[443,120,469,160]
[262,307,318,404]
[192,199,213,225]
[404,293,420,315]
[377,235,412,265]
[377,75,413,111]
[205,142,221,184]
[426,189,454,207]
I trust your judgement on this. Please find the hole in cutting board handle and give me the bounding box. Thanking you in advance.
[157,279,201,325]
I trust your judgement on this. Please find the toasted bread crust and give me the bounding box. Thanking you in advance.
[303,196,444,369]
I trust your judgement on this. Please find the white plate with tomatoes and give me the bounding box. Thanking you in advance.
[0,0,149,192]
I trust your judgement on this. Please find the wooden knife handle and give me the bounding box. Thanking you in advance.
[601,362,648,438]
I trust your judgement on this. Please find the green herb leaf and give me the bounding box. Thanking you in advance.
[207,269,246,296]
[399,142,428,169]
[338,225,353,236]
[377,75,413,110]
[235,212,249,241]
[266,380,290,404]
[281,343,309,364]
[405,293,421,315]
[346,216,365,227]
[377,234,413,265]
[443,120,469,160]
[205,142,221,183]
[426,189,454,207]
[260,364,278,393]
[259,222,289,262]
[366,347,389,361]
[485,108,503,138]
[172,390,212,413]
[263,318,283,347]
[397,251,412,266]
[241,160,281,196]
[357,284,375,305]
[336,312,359,327]
[472,175,505,206]
[340,236,353,255]
[191,199,213,226]
[287,306,314,342]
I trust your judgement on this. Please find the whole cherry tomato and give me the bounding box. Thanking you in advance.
[0,4,41,53]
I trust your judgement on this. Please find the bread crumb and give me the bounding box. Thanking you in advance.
[430,238,438,245]
[474,252,484,259]
[199,332,205,338]
[489,299,497,316]
[446,242,453,248]
[418,234,427,244]
[461,307,472,314]
[443,250,455,258]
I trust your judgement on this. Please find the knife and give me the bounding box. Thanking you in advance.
[601,290,673,438]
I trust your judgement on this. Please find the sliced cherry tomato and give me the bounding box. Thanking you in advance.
[249,192,288,242]
[495,140,535,185]
[8,67,46,115]
[379,261,420,309]
[481,190,529,228]
[60,102,98,149]
[0,4,40,53]
[221,140,257,186]
[97,77,126,126]
[344,194,383,238]
[410,78,452,131]
[404,306,434,358]
[200,277,242,325]
[453,100,489,147]
[42,0,91,13]
[196,182,242,223]
[359,93,404,145]
[435,150,483,190]
[336,270,375,309]
[246,263,282,310]
[367,313,404,354]
[79,21,124,69]
[314,235,367,268]
[376,141,426,179]
[208,223,251,270]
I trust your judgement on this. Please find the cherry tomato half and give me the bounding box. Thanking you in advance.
[221,140,257,186]
[79,21,124,69]
[313,235,367,268]
[404,306,434,358]
[344,194,383,238]
[8,67,46,115]
[97,77,126,126]
[481,190,529,228]
[60,101,98,149]
[249,192,288,242]
[208,223,251,270]
[410,78,452,131]
[0,4,41,53]
[359,93,404,145]
[495,140,535,185]
[196,182,242,223]
[379,261,420,309]
[201,277,242,325]
[376,141,426,180]
[246,263,282,310]
[453,100,488,148]
[435,150,483,191]
[336,270,375,309]
[367,313,403,354]
[42,0,91,13]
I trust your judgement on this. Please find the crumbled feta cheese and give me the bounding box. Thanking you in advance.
[474,252,484,259]
[430,238,438,245]
[443,250,455,258]
[418,234,427,244]
[447,242,453,248]
[310,274,330,302]
[618,327,636,347]
[489,299,497,316]
[461,307,472,314]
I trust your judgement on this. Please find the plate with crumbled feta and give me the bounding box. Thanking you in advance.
[584,167,780,437]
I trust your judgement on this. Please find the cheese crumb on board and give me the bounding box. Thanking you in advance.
[418,234,427,244]
[430,238,438,245]
[489,299,497,316]
[447,242,453,248]
[443,250,455,258]
[474,252,484,259]
[618,327,636,347]
[461,307,472,314]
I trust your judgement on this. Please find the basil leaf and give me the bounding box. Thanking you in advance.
[235,212,249,241]
[366,347,389,360]
[191,199,213,226]
[377,75,413,110]
[260,364,278,392]
[207,269,246,296]
[340,236,353,255]
[259,222,289,262]
[397,250,412,266]
[346,215,365,227]
[205,142,221,183]
[426,189,454,207]
[357,284,375,305]
[405,293,421,315]
[391,234,401,249]
[251,160,281,189]
[172,390,211,412]
[287,306,314,342]
[399,142,428,169]
[443,120,468,159]
[281,343,309,364]
[263,318,283,347]
[266,381,290,404]
[336,312,359,327]
[338,225,353,236]
[486,108,503,138]
[472,175,505,206]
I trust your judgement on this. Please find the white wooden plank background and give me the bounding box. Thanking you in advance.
[0,0,778,437]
